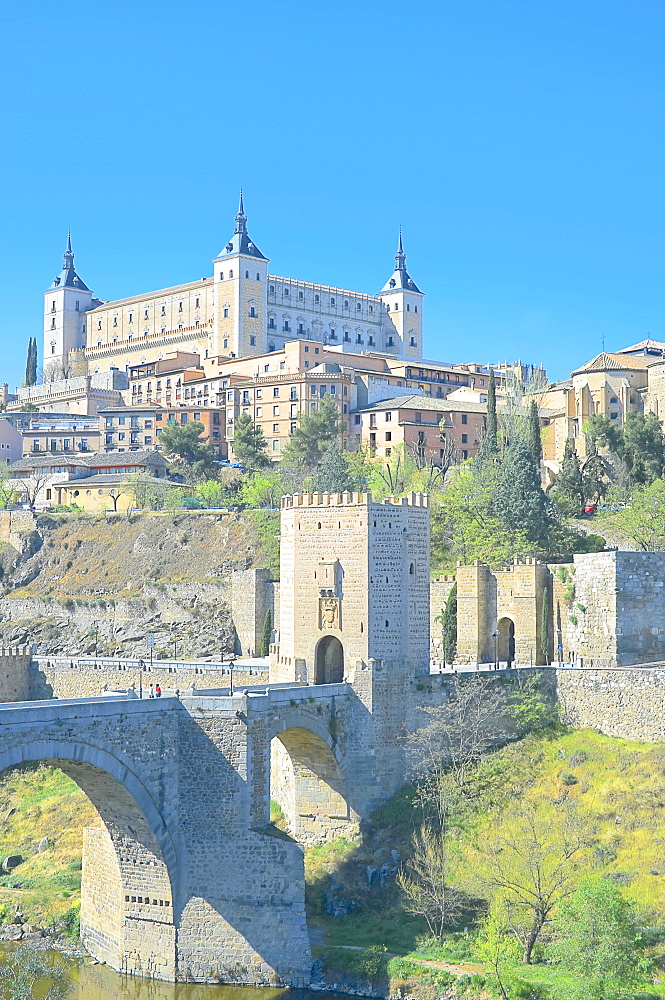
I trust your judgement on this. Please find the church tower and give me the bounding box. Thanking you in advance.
[43,234,93,376]
[377,231,424,359]
[212,194,269,358]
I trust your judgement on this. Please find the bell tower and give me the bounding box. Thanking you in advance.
[43,233,93,377]
[212,193,269,358]
[377,231,424,359]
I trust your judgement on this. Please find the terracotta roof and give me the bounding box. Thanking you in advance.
[356,394,487,413]
[571,352,651,375]
[616,339,665,354]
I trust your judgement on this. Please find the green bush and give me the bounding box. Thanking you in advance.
[561,772,578,786]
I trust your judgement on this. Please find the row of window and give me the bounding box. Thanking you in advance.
[268,286,377,313]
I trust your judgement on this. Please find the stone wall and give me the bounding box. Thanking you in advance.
[430,575,456,662]
[29,657,265,700]
[0,648,31,702]
[554,665,665,741]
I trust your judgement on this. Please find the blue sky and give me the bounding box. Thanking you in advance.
[1,0,664,386]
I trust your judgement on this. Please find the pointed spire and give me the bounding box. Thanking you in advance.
[63,231,75,270]
[395,227,406,271]
[235,189,247,235]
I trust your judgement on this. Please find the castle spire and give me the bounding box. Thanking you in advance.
[63,230,74,270]
[235,189,247,235]
[395,227,406,271]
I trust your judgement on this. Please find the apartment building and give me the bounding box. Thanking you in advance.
[21,416,101,456]
[352,395,487,464]
[99,405,225,456]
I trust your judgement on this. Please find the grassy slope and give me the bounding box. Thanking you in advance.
[312,729,665,996]
[0,765,97,929]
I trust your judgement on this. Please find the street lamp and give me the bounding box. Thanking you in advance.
[171,636,180,660]
[491,630,499,670]
[138,658,145,699]
[228,658,236,696]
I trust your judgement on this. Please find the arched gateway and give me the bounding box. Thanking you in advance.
[314,634,344,684]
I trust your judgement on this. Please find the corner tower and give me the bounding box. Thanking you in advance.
[271,491,430,685]
[377,231,424,358]
[43,234,93,376]
[212,193,269,358]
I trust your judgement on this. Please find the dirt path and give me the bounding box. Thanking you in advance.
[331,944,485,978]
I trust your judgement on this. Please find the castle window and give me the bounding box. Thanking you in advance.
[318,522,321,529]
[283,322,290,332]
[344,332,350,342]
[195,297,200,307]
[357,303,361,310]
[330,329,336,339]
[299,291,304,299]
[330,297,335,305]
[250,335,256,346]
[407,304,410,311]
[245,270,249,278]
[410,337,417,347]
[179,302,183,311]
[113,317,117,326]
[356,334,362,344]
[144,309,148,319]
[315,294,319,302]
[223,338,228,349]
[256,273,260,280]
[229,270,233,278]
[223,308,229,318]
[394,303,398,310]
[369,306,373,313]
[161,306,166,315]
[129,312,133,323]
[161,327,165,334]
[270,285,275,293]
[75,300,80,311]
[298,323,304,334]
[98,320,102,330]
[387,336,394,347]
[51,344,55,353]
[220,272,224,280]
[344,300,348,308]
[284,288,289,296]
[385,620,389,628]
[415,306,418,313]
[269,318,276,329]
[51,318,56,329]
[51,300,55,312]
[249,306,257,317]
[368,336,374,345]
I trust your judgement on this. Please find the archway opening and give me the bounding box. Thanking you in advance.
[0,751,176,981]
[497,617,515,664]
[314,635,344,684]
[270,726,356,845]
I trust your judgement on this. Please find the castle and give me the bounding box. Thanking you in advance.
[44,197,425,379]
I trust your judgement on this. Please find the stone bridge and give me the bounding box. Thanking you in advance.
[0,668,424,985]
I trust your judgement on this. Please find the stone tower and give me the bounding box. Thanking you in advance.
[377,231,424,358]
[212,193,269,358]
[43,234,93,376]
[270,491,430,684]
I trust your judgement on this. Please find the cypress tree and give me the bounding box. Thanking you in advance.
[260,610,272,657]
[528,399,542,464]
[555,440,585,513]
[25,338,37,387]
[441,582,458,666]
[540,586,550,664]
[485,368,498,454]
[493,442,553,544]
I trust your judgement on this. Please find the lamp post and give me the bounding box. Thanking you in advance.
[229,658,236,696]
[171,636,180,661]
[491,630,499,670]
[138,658,145,699]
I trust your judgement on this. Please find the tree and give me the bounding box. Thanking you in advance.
[476,898,516,1000]
[604,478,665,550]
[281,395,339,471]
[24,338,37,387]
[551,876,651,1000]
[260,610,272,656]
[127,472,170,510]
[585,412,665,487]
[157,420,218,477]
[0,943,71,999]
[527,400,542,464]
[554,440,585,515]
[312,441,355,493]
[485,367,498,454]
[20,470,50,507]
[196,479,224,508]
[397,824,464,941]
[0,463,18,509]
[464,801,591,963]
[231,413,270,470]
[239,470,285,508]
[436,582,457,666]
[541,586,550,664]
[407,675,509,794]
[492,442,553,546]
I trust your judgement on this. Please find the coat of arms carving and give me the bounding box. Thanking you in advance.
[319,597,340,630]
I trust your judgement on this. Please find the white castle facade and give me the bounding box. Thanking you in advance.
[44,196,425,378]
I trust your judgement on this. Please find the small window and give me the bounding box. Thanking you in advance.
[461,414,467,424]
[330,297,335,305]
[245,270,249,278]
[299,291,304,299]
[461,434,468,443]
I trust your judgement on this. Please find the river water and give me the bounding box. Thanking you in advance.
[2,946,345,1000]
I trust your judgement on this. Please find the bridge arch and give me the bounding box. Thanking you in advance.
[0,740,178,980]
[268,712,358,845]
[497,616,515,664]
